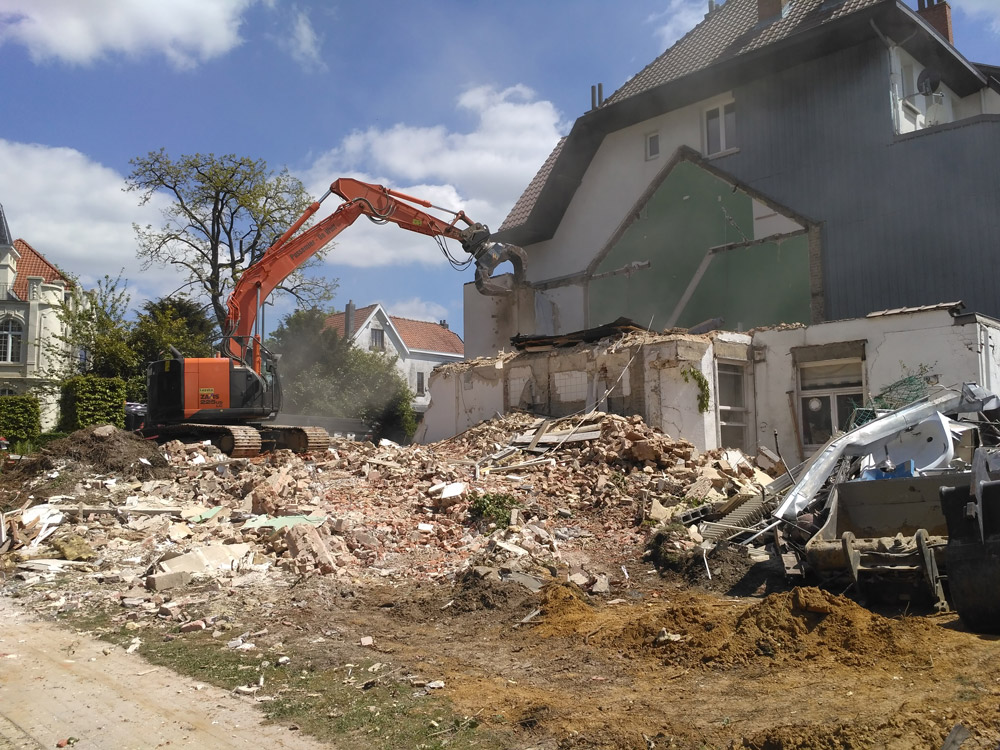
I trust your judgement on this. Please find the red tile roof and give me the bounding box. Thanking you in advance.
[324,304,378,339]
[324,304,464,356]
[11,239,70,299]
[390,316,464,355]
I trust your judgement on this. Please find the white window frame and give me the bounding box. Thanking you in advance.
[716,360,750,450]
[645,131,660,161]
[0,318,23,363]
[370,328,385,351]
[704,98,737,157]
[797,358,866,449]
[416,371,425,396]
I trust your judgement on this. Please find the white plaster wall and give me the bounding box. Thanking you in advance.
[415,362,505,444]
[463,280,535,360]
[984,88,1000,115]
[642,338,717,450]
[526,98,713,284]
[751,310,983,463]
[540,285,585,333]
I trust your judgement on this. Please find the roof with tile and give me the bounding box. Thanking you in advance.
[324,304,379,339]
[498,137,566,233]
[324,304,464,356]
[496,0,981,245]
[11,239,70,300]
[605,0,886,106]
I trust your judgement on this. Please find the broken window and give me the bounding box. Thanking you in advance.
[0,318,22,363]
[705,101,736,155]
[717,362,748,450]
[370,328,385,351]
[798,360,864,447]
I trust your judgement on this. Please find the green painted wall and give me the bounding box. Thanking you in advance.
[588,161,811,331]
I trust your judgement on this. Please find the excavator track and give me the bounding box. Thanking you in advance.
[265,425,332,454]
[140,423,262,458]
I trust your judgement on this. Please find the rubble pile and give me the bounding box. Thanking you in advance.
[0,412,778,614]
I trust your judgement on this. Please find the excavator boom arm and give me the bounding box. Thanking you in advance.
[223,178,522,362]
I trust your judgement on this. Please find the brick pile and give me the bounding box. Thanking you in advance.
[2,413,777,603]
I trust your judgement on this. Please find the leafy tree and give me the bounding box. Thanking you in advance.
[130,296,217,368]
[267,307,416,442]
[126,149,338,333]
[48,272,138,381]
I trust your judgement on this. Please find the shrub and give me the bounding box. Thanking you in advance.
[0,395,41,444]
[59,375,127,431]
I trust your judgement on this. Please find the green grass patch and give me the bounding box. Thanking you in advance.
[58,605,512,750]
[469,492,520,527]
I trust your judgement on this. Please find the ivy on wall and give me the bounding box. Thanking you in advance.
[681,366,711,414]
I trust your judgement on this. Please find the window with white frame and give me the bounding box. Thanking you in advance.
[370,328,385,351]
[716,362,748,450]
[0,319,23,363]
[705,101,736,155]
[798,360,864,447]
[416,371,425,396]
[645,131,660,160]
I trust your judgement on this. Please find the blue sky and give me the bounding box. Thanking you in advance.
[1,0,998,341]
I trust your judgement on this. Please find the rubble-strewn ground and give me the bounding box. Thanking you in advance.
[2,416,1000,749]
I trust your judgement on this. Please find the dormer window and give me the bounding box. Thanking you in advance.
[705,101,736,156]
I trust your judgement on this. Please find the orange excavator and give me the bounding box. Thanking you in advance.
[142,178,526,457]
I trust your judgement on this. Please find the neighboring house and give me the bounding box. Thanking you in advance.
[466,0,1000,358]
[0,205,73,430]
[421,303,1000,465]
[324,301,464,413]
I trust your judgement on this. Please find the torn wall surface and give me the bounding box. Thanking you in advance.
[416,327,750,448]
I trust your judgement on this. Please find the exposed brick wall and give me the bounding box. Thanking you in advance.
[757,0,790,22]
[917,1,953,44]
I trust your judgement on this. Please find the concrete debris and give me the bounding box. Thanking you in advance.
[0,413,779,614]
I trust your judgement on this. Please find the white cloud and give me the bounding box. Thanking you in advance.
[300,85,565,269]
[950,0,1000,33]
[281,8,325,70]
[0,0,256,68]
[0,139,184,303]
[648,0,706,50]
[386,298,448,323]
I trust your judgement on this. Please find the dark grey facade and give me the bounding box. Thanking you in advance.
[716,39,1000,321]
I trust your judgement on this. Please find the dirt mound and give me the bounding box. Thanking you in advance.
[705,587,940,668]
[447,572,535,615]
[13,425,170,481]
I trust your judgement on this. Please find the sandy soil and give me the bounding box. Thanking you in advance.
[0,596,330,750]
[2,426,1000,748]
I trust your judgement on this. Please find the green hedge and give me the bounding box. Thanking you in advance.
[59,375,127,431]
[0,395,41,444]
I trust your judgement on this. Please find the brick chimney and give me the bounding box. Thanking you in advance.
[345,300,355,337]
[916,0,953,44]
[758,0,790,22]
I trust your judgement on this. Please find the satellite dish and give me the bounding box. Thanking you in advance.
[917,68,942,96]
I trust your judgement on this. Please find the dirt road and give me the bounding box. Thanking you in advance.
[0,596,329,750]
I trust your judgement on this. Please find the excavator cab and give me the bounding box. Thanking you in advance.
[146,341,281,426]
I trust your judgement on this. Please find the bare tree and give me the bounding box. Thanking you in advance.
[127,149,337,332]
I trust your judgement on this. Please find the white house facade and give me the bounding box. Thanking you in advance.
[0,205,73,430]
[324,301,464,413]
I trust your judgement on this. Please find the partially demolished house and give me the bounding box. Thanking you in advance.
[465,0,1000,360]
[419,303,1000,464]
